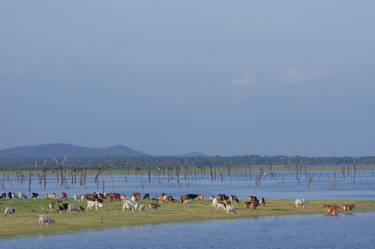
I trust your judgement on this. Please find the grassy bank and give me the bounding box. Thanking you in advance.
[1,199,375,238]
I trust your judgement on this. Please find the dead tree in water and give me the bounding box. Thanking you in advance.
[94,163,112,184]
[54,156,68,186]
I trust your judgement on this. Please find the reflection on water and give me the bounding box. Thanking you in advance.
[1,170,375,200]
[1,213,375,249]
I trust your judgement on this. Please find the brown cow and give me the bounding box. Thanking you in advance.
[158,193,166,201]
[45,193,56,199]
[167,195,177,202]
[120,194,126,201]
[218,194,229,201]
[197,194,204,200]
[180,194,189,203]
[143,193,150,199]
[149,203,160,210]
[244,201,259,210]
[109,193,121,202]
[61,192,67,199]
[342,204,355,215]
[322,205,341,216]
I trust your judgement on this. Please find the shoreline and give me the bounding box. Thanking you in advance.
[1,199,375,238]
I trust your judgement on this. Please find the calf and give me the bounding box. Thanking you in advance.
[342,204,355,215]
[39,214,55,225]
[46,193,56,199]
[244,201,259,210]
[87,200,103,211]
[4,207,15,216]
[68,204,80,213]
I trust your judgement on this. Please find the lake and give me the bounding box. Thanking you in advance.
[1,213,374,249]
[1,169,374,200]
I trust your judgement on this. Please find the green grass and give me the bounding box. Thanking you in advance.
[1,199,375,238]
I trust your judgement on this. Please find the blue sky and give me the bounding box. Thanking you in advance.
[1,1,374,156]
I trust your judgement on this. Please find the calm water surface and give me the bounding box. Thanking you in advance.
[1,213,375,249]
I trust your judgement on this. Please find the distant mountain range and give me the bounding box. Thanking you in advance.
[0,143,148,158]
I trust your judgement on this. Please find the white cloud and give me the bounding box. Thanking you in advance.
[280,68,323,85]
[231,74,256,88]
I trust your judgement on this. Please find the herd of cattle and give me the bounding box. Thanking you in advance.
[1,191,356,224]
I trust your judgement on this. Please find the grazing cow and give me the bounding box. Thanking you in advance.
[39,214,55,225]
[149,203,160,210]
[167,195,177,202]
[323,205,340,216]
[79,205,85,212]
[68,204,80,213]
[342,204,355,215]
[244,201,259,210]
[18,192,27,199]
[109,193,121,202]
[197,194,204,200]
[74,194,83,202]
[180,194,189,203]
[295,199,309,208]
[216,201,227,211]
[4,207,15,216]
[49,202,55,210]
[226,205,236,214]
[259,197,265,207]
[85,194,96,201]
[229,195,239,203]
[87,200,103,211]
[122,200,138,212]
[57,203,69,212]
[183,200,192,204]
[139,204,145,213]
[218,194,229,201]
[223,199,232,206]
[0,193,6,199]
[61,192,67,199]
[132,192,141,201]
[32,193,39,199]
[143,193,150,199]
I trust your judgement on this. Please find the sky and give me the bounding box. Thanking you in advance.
[1,1,374,156]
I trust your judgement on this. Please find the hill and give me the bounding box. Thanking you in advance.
[0,143,147,158]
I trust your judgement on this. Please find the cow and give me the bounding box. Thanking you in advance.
[167,195,177,202]
[68,204,80,213]
[229,195,239,203]
[57,203,69,212]
[4,207,15,216]
[143,193,150,199]
[342,204,355,215]
[323,205,340,216]
[197,194,204,200]
[180,194,189,203]
[45,193,56,199]
[187,194,198,200]
[210,195,216,200]
[85,194,96,201]
[79,205,85,212]
[295,199,309,208]
[18,192,27,199]
[218,194,229,201]
[212,198,218,207]
[223,199,232,206]
[122,200,138,212]
[61,192,68,199]
[31,193,39,199]
[74,194,83,202]
[244,201,259,210]
[0,193,6,199]
[8,192,12,199]
[149,203,160,210]
[39,214,55,225]
[87,200,103,211]
[109,193,121,202]
[216,201,227,211]
[8,192,17,199]
[226,205,236,214]
[259,197,265,207]
[132,192,141,201]
[158,193,166,201]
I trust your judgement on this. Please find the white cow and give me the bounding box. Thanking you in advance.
[139,204,145,213]
[4,207,15,216]
[39,214,55,225]
[226,205,236,214]
[295,199,309,208]
[68,204,80,213]
[87,200,103,211]
[211,198,218,207]
[74,194,83,202]
[122,200,138,212]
